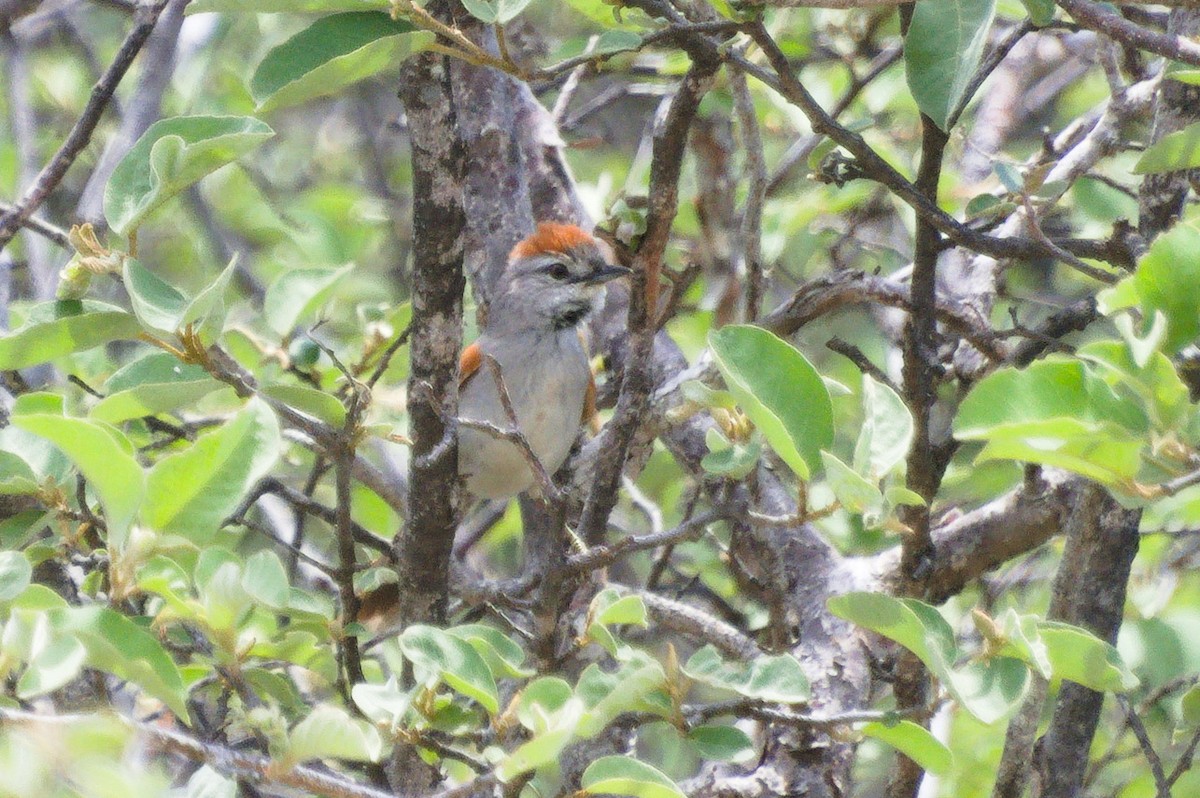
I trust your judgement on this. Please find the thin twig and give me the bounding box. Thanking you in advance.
[827,337,900,395]
[563,511,721,577]
[0,0,170,253]
[0,201,68,249]
[1116,695,1171,798]
[730,63,766,322]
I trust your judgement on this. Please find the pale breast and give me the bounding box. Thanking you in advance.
[457,331,590,499]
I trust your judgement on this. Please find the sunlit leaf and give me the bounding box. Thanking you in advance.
[50,606,190,721]
[904,0,997,129]
[399,625,499,713]
[1134,120,1200,175]
[709,325,833,479]
[143,397,282,542]
[581,756,685,798]
[13,401,144,550]
[683,645,810,704]
[861,720,953,775]
[0,300,141,370]
[105,116,273,235]
[250,13,414,112]
[288,704,383,763]
[0,552,32,602]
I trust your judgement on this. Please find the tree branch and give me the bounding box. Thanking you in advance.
[0,0,169,254]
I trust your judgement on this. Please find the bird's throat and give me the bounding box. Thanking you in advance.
[551,299,592,330]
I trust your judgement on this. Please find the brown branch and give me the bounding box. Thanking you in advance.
[576,54,720,545]
[612,584,760,659]
[1057,0,1200,66]
[762,269,1005,362]
[0,0,169,254]
[874,470,1084,603]
[0,200,69,248]
[563,510,722,577]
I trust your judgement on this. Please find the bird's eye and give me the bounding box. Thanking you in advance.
[547,262,570,280]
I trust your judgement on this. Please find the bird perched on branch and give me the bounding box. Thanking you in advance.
[357,223,627,633]
[457,222,630,499]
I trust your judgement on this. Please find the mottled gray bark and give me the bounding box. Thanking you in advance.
[1035,487,1141,798]
[395,50,467,626]
[1138,8,1200,240]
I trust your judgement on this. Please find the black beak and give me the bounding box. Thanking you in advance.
[584,264,633,284]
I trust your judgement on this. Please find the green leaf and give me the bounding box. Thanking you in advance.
[184,766,237,798]
[821,451,884,515]
[446,624,533,679]
[995,162,1024,194]
[351,678,412,728]
[687,724,756,763]
[591,588,648,627]
[104,116,274,235]
[12,407,144,550]
[0,552,32,601]
[143,397,282,542]
[1080,340,1189,431]
[250,13,414,113]
[201,560,251,632]
[593,29,643,55]
[1167,68,1200,86]
[828,592,1027,723]
[496,679,580,778]
[1018,0,1054,25]
[576,655,667,737]
[1130,221,1200,353]
[123,256,238,334]
[885,486,926,507]
[189,0,387,10]
[701,428,761,479]
[92,352,222,423]
[0,451,39,495]
[242,551,289,609]
[1133,120,1200,175]
[973,432,1142,487]
[904,0,997,130]
[51,606,190,721]
[709,325,833,479]
[1038,620,1139,693]
[17,635,87,699]
[1180,684,1200,729]
[861,720,953,776]
[581,756,685,798]
[989,608,1052,679]
[288,704,383,763]
[0,300,142,369]
[683,645,810,703]
[398,625,499,713]
[853,376,913,478]
[264,264,356,335]
[953,358,1148,483]
[262,383,347,427]
[461,0,533,23]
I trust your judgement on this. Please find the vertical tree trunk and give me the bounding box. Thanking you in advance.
[394,50,467,626]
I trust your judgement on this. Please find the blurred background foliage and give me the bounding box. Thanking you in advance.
[2,0,1200,797]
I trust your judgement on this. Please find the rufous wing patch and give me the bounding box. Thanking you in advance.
[510,222,594,260]
[459,341,484,389]
[582,373,600,434]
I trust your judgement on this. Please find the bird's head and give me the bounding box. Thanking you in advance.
[495,222,631,331]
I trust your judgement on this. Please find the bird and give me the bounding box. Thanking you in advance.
[356,223,628,632]
[456,221,630,499]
